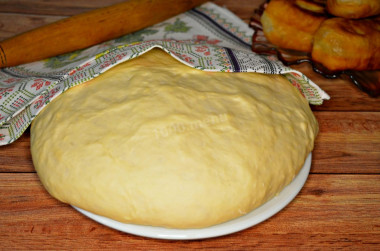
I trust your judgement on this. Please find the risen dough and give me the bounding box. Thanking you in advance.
[31,49,318,229]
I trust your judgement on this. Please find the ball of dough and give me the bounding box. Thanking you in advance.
[31,49,318,229]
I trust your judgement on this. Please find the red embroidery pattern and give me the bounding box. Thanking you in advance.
[31,79,51,91]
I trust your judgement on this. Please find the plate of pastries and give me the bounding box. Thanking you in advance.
[250,0,380,97]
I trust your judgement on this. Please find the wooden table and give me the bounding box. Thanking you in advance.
[1,0,379,249]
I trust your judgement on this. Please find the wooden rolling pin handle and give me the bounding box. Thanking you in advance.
[0,45,6,67]
[0,0,208,68]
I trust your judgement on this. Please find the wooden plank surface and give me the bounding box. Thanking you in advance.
[0,0,129,15]
[0,173,379,249]
[0,0,379,249]
[0,13,65,41]
[0,0,255,21]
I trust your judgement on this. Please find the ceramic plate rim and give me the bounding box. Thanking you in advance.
[73,153,311,240]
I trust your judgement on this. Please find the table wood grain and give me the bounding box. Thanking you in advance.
[1,0,379,249]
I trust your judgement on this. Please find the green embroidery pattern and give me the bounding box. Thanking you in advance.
[44,49,88,69]
[163,18,192,38]
[115,29,159,44]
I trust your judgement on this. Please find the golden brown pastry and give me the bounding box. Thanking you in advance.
[295,0,326,14]
[261,0,327,52]
[313,0,327,4]
[327,0,380,19]
[311,17,380,71]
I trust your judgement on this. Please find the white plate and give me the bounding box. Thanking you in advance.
[73,153,311,240]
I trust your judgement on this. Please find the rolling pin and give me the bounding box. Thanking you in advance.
[0,0,208,68]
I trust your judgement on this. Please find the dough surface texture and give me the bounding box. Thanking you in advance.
[31,49,318,229]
